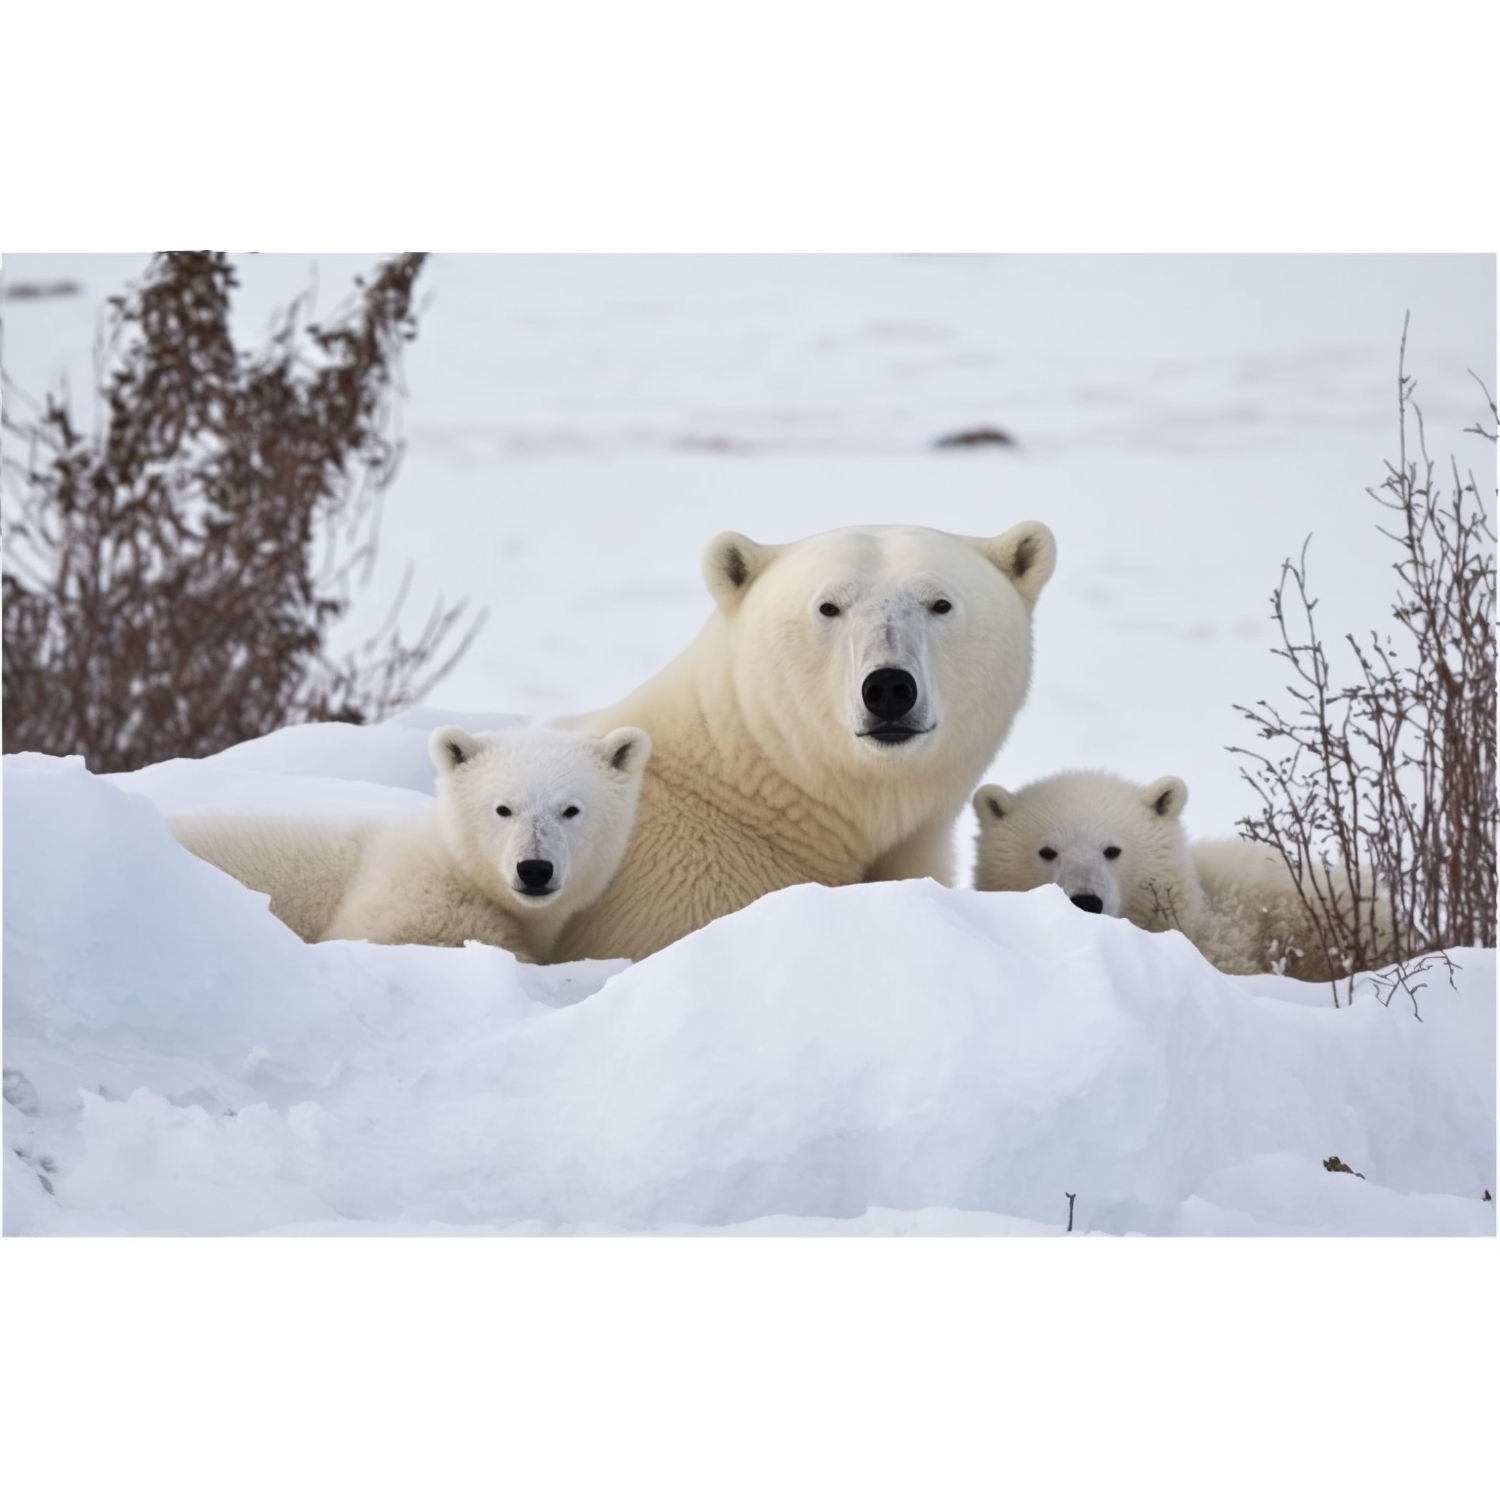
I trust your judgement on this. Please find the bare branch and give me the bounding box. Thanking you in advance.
[2,253,484,772]
[1228,319,1495,1008]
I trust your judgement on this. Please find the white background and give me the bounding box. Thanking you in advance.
[3,2,1498,1494]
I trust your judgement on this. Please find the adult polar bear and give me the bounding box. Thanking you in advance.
[552,521,1056,961]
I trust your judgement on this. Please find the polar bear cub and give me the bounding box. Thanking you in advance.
[973,772,1204,931]
[1187,836,1392,980]
[170,724,651,963]
[971,770,1392,981]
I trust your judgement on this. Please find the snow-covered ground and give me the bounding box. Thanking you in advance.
[5,729,1494,1236]
[3,254,1495,1238]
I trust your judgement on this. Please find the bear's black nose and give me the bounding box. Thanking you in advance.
[1071,893,1104,915]
[861,667,918,723]
[516,859,555,891]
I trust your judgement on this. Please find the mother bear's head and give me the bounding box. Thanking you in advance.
[700,521,1056,808]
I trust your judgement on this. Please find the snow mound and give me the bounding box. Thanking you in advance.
[104,707,526,818]
[4,740,1494,1236]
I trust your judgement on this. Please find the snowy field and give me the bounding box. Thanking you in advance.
[3,253,1496,1239]
[4,737,1496,1236]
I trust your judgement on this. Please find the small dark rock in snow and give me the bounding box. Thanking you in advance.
[2,279,83,301]
[932,426,1017,449]
[1322,1155,1365,1179]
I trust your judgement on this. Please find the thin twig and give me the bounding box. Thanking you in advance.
[2,253,483,772]
[1228,316,1495,1008]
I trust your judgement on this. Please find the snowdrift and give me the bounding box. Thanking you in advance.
[4,720,1494,1236]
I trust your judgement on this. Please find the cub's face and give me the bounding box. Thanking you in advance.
[429,726,651,911]
[702,523,1056,796]
[973,773,1189,921]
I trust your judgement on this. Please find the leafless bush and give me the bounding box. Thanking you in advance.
[2,252,484,773]
[1231,317,1496,1008]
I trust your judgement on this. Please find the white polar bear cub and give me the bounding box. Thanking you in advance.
[553,521,1057,962]
[971,770,1392,981]
[170,724,651,963]
[973,772,1202,931]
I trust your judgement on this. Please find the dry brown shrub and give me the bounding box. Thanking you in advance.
[1231,318,1496,1010]
[2,252,483,773]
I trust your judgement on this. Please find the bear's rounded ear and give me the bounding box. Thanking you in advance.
[1142,776,1188,820]
[971,522,1057,606]
[430,726,482,774]
[972,783,1016,823]
[703,532,779,611]
[597,726,652,777]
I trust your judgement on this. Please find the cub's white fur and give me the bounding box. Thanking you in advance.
[554,521,1057,961]
[972,770,1393,981]
[973,771,1199,931]
[170,724,650,962]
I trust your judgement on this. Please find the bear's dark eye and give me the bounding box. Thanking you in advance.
[495,805,512,818]
[1104,845,1122,860]
[819,602,841,618]
[562,806,580,819]
[931,599,952,615]
[1039,846,1058,861]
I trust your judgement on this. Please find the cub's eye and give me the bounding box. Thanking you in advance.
[931,599,952,615]
[495,805,512,818]
[819,602,841,618]
[1039,847,1058,861]
[1104,845,1122,860]
[562,806,581,819]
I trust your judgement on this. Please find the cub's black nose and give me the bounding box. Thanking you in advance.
[861,667,918,723]
[1071,893,1104,915]
[516,859,555,891]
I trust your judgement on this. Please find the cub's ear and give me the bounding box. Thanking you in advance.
[703,532,780,611]
[429,726,483,774]
[597,726,652,777]
[1141,776,1188,820]
[971,522,1057,606]
[972,783,1016,823]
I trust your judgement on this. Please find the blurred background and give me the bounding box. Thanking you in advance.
[3,252,1494,841]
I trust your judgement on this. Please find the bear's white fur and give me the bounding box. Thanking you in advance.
[972,771,1203,932]
[553,521,1057,961]
[971,770,1393,981]
[169,724,651,962]
[1188,837,1392,981]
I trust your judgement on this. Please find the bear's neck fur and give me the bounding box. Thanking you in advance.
[1121,859,1210,935]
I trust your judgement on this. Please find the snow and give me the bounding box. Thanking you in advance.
[2,262,1495,1232]
[5,253,1492,848]
[5,739,1493,1237]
